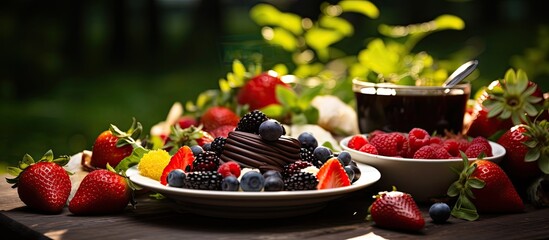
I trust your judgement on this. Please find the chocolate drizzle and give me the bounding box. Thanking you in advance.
[220,131,301,172]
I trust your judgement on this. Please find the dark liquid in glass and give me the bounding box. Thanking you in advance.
[355,92,469,134]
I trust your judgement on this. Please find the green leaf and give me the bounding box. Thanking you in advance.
[41,150,54,162]
[272,64,288,76]
[20,154,34,169]
[321,141,337,152]
[298,85,324,109]
[52,155,70,167]
[115,147,150,174]
[451,206,479,221]
[268,27,299,51]
[304,27,344,51]
[447,182,460,197]
[338,0,379,19]
[276,85,297,108]
[358,39,400,75]
[515,69,529,93]
[467,178,485,189]
[260,104,285,119]
[433,14,465,31]
[219,79,230,93]
[292,113,308,125]
[319,16,354,36]
[538,153,549,174]
[232,59,246,80]
[6,167,22,177]
[525,148,541,162]
[303,106,320,124]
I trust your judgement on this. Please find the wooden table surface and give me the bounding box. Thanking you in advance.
[1,170,549,240]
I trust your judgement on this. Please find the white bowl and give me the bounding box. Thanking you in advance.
[339,135,506,202]
[126,163,380,219]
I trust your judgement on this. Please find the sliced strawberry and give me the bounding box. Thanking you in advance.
[160,146,195,185]
[316,158,351,190]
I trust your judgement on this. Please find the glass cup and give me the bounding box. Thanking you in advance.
[353,79,471,134]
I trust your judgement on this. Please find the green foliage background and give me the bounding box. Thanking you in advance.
[1,0,548,170]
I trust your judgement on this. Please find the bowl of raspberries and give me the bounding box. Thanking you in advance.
[340,128,505,202]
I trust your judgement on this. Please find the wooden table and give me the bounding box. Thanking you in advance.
[1,171,548,240]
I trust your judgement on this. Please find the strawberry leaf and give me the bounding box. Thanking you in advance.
[52,155,70,167]
[6,167,22,177]
[260,104,285,118]
[20,154,34,169]
[525,148,541,162]
[276,85,298,108]
[539,154,549,174]
[41,149,54,162]
[115,147,150,173]
[467,178,485,189]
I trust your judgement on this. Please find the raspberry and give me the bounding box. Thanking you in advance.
[432,147,452,159]
[470,137,492,156]
[443,139,460,157]
[399,141,412,158]
[370,132,406,156]
[465,143,492,158]
[408,128,430,153]
[457,139,471,152]
[368,130,386,141]
[347,135,368,150]
[192,151,220,172]
[358,143,378,155]
[413,145,435,159]
[429,136,443,145]
[217,161,241,178]
[284,172,318,191]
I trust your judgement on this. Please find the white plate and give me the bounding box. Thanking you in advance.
[339,135,506,202]
[126,163,380,219]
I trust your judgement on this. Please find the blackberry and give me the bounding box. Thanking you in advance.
[235,110,268,134]
[299,148,315,163]
[210,137,226,156]
[183,171,223,190]
[282,160,313,179]
[192,151,220,171]
[284,172,318,191]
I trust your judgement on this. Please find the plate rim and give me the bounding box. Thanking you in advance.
[126,163,381,200]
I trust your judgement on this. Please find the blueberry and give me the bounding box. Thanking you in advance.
[298,132,318,150]
[190,145,204,156]
[240,171,265,192]
[202,143,212,151]
[344,165,355,182]
[263,170,282,180]
[349,164,361,182]
[221,175,240,191]
[429,202,451,223]
[167,169,186,187]
[264,176,284,191]
[337,151,352,166]
[313,146,333,163]
[259,119,284,141]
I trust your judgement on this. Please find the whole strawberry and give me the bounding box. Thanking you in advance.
[498,121,549,185]
[91,118,142,169]
[448,154,524,221]
[6,150,71,214]
[467,69,545,138]
[237,73,290,110]
[367,187,425,231]
[69,167,134,215]
[200,106,239,131]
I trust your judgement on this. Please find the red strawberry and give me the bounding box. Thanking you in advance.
[370,132,406,156]
[217,161,241,178]
[358,143,378,155]
[164,125,214,153]
[177,115,197,129]
[91,118,142,169]
[160,146,195,185]
[408,128,430,153]
[209,124,235,138]
[448,155,523,221]
[367,188,425,231]
[347,135,368,150]
[316,158,351,189]
[498,122,549,185]
[200,106,239,131]
[69,168,133,215]
[237,73,290,110]
[467,69,545,138]
[6,150,71,214]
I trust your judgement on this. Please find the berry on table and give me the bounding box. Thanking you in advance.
[429,202,451,223]
[210,137,226,156]
[337,151,352,166]
[344,165,355,182]
[192,151,220,172]
[347,135,368,150]
[358,144,378,155]
[167,169,186,187]
[297,132,318,151]
[217,161,241,178]
[259,119,284,141]
[221,175,240,191]
[348,164,361,183]
[284,172,318,191]
[408,128,431,153]
[282,160,313,179]
[263,170,282,180]
[240,171,265,192]
[313,146,333,164]
[183,171,223,190]
[235,110,268,134]
[264,175,284,191]
[190,145,204,156]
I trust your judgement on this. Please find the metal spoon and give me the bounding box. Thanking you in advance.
[442,60,478,88]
